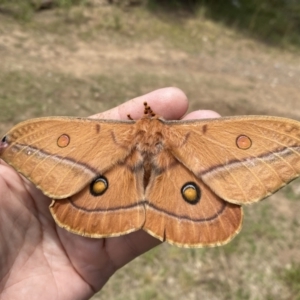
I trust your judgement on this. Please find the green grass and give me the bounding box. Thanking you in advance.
[148,0,300,48]
[1,0,300,48]
[284,185,300,201]
[280,263,300,299]
[0,70,94,122]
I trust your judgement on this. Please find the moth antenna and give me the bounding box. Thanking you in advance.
[144,102,151,111]
[142,101,157,118]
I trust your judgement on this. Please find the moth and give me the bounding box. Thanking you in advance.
[0,102,300,248]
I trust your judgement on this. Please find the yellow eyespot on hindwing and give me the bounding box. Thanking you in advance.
[90,176,108,196]
[181,182,201,205]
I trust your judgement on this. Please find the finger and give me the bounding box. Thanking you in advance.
[91,87,188,120]
[183,109,221,120]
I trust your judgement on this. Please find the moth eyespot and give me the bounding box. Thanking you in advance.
[181,182,201,205]
[236,135,252,150]
[57,134,70,148]
[90,176,108,196]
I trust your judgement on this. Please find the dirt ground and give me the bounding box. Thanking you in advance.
[1,5,300,122]
[0,3,300,299]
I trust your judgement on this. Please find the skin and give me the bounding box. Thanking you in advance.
[0,87,220,300]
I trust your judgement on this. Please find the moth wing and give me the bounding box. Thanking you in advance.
[50,151,145,237]
[166,116,300,204]
[143,156,242,248]
[0,117,135,198]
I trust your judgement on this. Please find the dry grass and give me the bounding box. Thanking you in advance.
[0,3,300,299]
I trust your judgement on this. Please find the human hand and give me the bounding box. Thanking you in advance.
[0,87,219,300]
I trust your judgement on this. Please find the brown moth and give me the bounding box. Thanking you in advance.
[0,102,300,248]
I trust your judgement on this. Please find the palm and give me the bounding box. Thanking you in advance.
[0,163,92,298]
[0,161,163,299]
